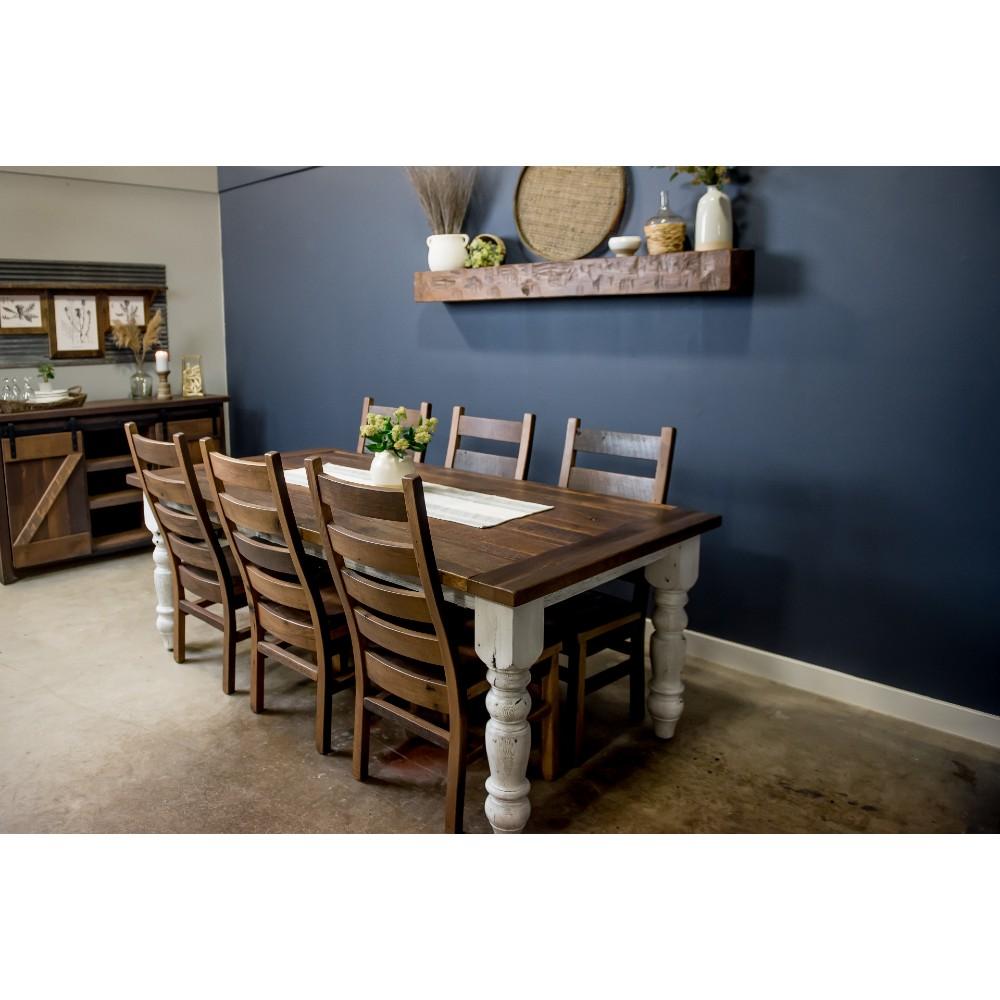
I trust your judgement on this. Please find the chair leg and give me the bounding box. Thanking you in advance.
[352,684,371,782]
[315,657,333,755]
[444,720,468,834]
[565,638,588,768]
[221,605,237,696]
[628,620,647,723]
[249,625,265,714]
[173,603,186,664]
[540,652,561,781]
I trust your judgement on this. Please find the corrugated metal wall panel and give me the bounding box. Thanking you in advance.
[0,259,168,369]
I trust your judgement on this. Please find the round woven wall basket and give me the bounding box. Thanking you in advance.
[514,166,627,261]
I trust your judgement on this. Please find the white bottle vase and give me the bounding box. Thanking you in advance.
[694,185,733,251]
[426,234,469,271]
[369,450,416,488]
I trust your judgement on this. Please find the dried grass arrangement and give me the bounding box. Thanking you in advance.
[406,166,477,234]
[111,308,163,369]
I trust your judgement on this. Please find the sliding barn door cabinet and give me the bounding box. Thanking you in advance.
[0,395,227,584]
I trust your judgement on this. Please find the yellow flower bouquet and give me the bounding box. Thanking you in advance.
[360,407,438,458]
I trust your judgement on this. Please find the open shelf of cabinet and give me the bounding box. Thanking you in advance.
[91,527,151,554]
[89,488,143,510]
[414,249,754,303]
[86,454,134,473]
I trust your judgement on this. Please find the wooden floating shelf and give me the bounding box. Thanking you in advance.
[414,249,753,303]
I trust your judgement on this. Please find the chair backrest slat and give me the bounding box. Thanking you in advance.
[451,448,517,479]
[565,466,658,503]
[232,532,297,576]
[341,568,434,624]
[218,492,284,538]
[558,417,677,505]
[153,502,204,539]
[354,608,445,666]
[144,469,194,506]
[127,431,178,468]
[329,524,420,578]
[444,405,535,481]
[357,396,432,463]
[307,458,463,715]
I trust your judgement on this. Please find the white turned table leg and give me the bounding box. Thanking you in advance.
[644,536,701,739]
[475,598,544,834]
[142,496,174,651]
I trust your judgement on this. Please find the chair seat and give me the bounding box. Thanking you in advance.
[545,590,643,646]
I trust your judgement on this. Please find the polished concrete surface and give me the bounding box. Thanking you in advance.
[2,551,998,833]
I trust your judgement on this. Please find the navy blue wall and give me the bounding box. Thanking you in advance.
[218,166,1000,715]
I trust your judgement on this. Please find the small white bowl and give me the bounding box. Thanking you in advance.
[608,236,641,257]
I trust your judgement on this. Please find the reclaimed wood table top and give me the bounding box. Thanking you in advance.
[130,447,721,608]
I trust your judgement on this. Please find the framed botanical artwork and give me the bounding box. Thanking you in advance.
[0,291,51,334]
[106,294,148,330]
[50,294,104,358]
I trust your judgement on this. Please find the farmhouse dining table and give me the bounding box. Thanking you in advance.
[129,447,721,833]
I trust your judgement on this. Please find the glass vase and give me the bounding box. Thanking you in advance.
[130,366,153,399]
[181,355,205,397]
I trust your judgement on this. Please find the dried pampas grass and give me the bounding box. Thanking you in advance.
[112,308,163,367]
[406,166,477,234]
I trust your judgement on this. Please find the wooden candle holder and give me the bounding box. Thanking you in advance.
[156,371,172,400]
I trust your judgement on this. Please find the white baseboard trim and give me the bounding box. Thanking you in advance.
[683,630,1000,750]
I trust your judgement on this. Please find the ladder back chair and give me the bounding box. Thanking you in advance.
[552,417,678,766]
[124,422,250,694]
[306,461,561,833]
[443,405,536,480]
[200,445,353,755]
[357,397,432,463]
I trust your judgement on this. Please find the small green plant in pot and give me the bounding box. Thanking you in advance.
[360,407,439,487]
[465,235,506,268]
[37,363,55,388]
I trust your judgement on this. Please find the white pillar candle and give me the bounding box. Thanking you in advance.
[155,350,169,373]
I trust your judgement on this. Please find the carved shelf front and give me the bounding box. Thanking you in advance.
[414,249,754,303]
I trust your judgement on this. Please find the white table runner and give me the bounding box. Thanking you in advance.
[284,463,552,529]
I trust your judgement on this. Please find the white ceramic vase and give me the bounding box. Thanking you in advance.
[426,234,469,271]
[369,449,416,488]
[694,185,733,251]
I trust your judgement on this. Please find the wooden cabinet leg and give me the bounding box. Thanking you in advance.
[644,537,700,739]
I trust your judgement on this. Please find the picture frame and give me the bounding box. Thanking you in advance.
[106,293,149,331]
[0,291,51,335]
[49,293,104,358]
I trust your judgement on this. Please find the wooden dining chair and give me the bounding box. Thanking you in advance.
[357,397,432,463]
[201,444,354,754]
[306,461,560,833]
[551,417,678,766]
[125,421,250,694]
[443,405,536,480]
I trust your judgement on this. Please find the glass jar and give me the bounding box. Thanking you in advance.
[181,355,204,397]
[130,366,153,399]
[644,190,686,254]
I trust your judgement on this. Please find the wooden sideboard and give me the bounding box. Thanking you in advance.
[0,395,227,584]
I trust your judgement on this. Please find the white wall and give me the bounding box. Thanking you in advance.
[0,167,226,400]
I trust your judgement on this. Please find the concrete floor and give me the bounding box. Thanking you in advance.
[1,551,998,834]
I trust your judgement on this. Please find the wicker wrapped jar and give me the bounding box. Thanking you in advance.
[644,191,686,255]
